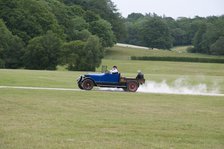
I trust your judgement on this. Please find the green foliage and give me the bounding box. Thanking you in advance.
[192,23,207,53]
[0,19,24,68]
[127,13,144,22]
[64,0,126,41]
[61,36,103,71]
[124,14,224,55]
[61,40,86,71]
[84,10,100,22]
[83,35,104,70]
[170,28,187,46]
[192,17,224,55]
[0,0,61,43]
[66,17,89,41]
[89,19,116,47]
[23,31,62,70]
[125,14,174,49]
[210,36,224,55]
[0,0,121,70]
[141,18,172,49]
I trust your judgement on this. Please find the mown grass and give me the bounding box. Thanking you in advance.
[1,45,224,148]
[105,45,224,60]
[1,58,224,93]
[0,69,80,88]
[102,46,224,93]
[0,89,224,149]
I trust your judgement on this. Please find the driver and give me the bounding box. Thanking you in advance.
[110,66,119,74]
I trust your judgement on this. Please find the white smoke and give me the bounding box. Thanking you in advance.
[138,78,220,96]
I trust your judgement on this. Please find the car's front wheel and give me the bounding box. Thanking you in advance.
[78,83,84,89]
[82,79,94,90]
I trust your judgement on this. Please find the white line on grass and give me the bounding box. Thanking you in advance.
[0,86,224,97]
[0,86,81,91]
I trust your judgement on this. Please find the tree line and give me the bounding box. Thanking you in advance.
[0,0,224,71]
[0,0,124,70]
[122,13,224,55]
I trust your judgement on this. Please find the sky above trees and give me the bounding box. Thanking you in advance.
[112,0,224,18]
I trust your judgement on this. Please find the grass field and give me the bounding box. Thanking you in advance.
[105,45,224,60]
[1,89,224,149]
[1,45,224,148]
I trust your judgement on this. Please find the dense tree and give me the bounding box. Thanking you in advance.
[89,19,116,47]
[124,22,143,46]
[83,35,104,70]
[140,18,172,49]
[210,36,224,55]
[170,28,187,46]
[122,13,145,45]
[60,40,86,71]
[63,0,127,41]
[192,23,207,53]
[84,10,100,22]
[191,16,224,55]
[0,0,61,43]
[0,0,118,70]
[65,17,89,41]
[0,19,24,68]
[61,35,103,71]
[23,31,62,70]
[127,13,144,22]
[124,13,224,55]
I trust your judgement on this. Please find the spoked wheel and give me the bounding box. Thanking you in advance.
[127,81,139,92]
[82,79,94,90]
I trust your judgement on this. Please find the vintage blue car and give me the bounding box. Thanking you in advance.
[77,72,145,92]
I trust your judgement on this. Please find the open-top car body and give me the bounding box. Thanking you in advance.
[77,72,145,92]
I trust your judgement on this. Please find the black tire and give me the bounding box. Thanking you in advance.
[127,81,139,92]
[78,83,83,89]
[82,79,94,90]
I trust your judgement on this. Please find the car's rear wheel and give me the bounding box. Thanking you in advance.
[82,79,94,90]
[127,81,139,92]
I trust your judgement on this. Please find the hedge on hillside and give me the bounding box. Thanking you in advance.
[131,56,224,63]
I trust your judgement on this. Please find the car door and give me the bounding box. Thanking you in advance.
[100,73,120,84]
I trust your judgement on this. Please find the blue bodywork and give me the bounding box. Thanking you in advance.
[77,71,145,92]
[84,73,120,84]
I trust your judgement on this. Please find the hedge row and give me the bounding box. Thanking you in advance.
[131,56,224,63]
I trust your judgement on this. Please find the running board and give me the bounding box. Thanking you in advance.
[97,84,126,88]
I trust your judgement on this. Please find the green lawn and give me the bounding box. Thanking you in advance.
[99,59,224,93]
[1,59,224,93]
[0,89,224,149]
[102,46,224,93]
[105,45,224,60]
[1,45,224,148]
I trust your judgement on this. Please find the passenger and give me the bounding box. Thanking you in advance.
[110,66,119,74]
[136,70,144,79]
